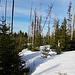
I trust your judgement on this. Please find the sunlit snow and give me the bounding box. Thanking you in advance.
[19,49,75,75]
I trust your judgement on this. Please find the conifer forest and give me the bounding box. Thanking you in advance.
[0,0,75,75]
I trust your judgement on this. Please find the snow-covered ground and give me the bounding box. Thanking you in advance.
[19,49,75,75]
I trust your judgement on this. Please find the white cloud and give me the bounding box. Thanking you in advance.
[15,7,30,16]
[7,6,30,16]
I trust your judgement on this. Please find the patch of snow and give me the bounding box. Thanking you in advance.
[19,49,75,75]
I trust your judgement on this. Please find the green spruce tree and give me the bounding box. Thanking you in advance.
[0,20,24,75]
[59,17,70,51]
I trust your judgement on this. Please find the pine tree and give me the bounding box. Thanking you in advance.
[34,33,43,51]
[60,17,67,51]
[43,34,50,45]
[68,31,75,50]
[53,19,61,54]
[59,17,70,51]
[0,20,24,75]
[50,33,55,48]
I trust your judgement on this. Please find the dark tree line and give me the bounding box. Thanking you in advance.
[0,20,28,75]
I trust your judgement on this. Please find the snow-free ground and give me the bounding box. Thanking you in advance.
[19,49,75,75]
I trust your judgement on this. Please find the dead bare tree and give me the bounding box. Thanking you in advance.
[41,3,54,32]
[4,0,7,24]
[11,0,14,34]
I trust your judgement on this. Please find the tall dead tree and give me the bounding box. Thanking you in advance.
[41,3,54,32]
[39,0,42,34]
[0,0,7,25]
[53,15,59,47]
[11,0,14,34]
[67,2,72,37]
[31,8,37,46]
[53,15,58,35]
[4,0,7,24]
[28,0,33,43]
[48,17,50,40]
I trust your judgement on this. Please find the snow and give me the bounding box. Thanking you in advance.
[19,49,75,75]
[40,45,50,51]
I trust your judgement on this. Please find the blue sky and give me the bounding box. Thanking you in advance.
[0,0,75,34]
